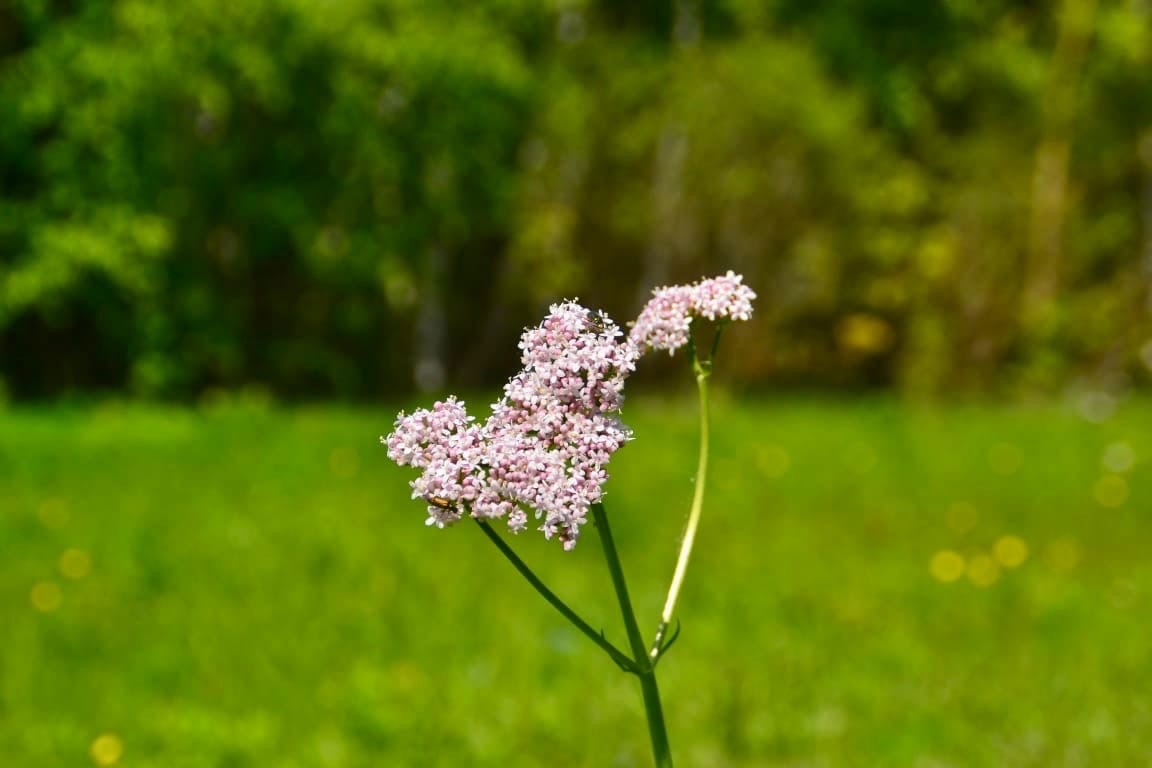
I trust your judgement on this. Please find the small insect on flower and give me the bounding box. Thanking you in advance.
[584,314,612,334]
[425,495,458,511]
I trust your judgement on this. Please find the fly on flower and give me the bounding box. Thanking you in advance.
[424,495,458,512]
[584,312,614,335]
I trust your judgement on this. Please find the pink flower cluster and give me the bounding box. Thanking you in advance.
[629,271,756,354]
[385,302,636,549]
[384,273,755,548]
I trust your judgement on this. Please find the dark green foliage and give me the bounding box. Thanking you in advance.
[1,0,1150,400]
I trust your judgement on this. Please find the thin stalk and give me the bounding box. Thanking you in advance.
[474,519,637,673]
[592,503,673,768]
[649,351,711,659]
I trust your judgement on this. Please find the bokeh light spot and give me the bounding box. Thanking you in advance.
[1101,442,1135,474]
[993,535,1028,568]
[1094,474,1128,508]
[38,497,70,529]
[946,502,979,533]
[329,447,360,479]
[930,550,965,582]
[966,554,1000,587]
[756,445,791,478]
[836,313,894,355]
[1140,338,1152,371]
[90,733,124,766]
[988,443,1022,475]
[30,581,63,612]
[1046,537,1081,571]
[1074,390,1117,424]
[60,548,93,580]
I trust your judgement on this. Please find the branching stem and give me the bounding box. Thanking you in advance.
[475,519,637,673]
[592,503,673,768]
[650,326,714,659]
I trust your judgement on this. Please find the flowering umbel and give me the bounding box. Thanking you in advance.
[630,271,756,354]
[384,273,756,548]
[385,302,636,548]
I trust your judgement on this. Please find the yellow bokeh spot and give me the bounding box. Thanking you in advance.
[993,535,1029,568]
[90,734,124,766]
[1094,474,1128,508]
[988,443,1022,476]
[757,445,791,478]
[60,548,92,580]
[917,231,955,280]
[1046,537,1081,571]
[930,550,966,583]
[38,497,70,529]
[329,447,360,479]
[836,313,894,355]
[966,554,1001,587]
[946,502,979,533]
[30,581,63,612]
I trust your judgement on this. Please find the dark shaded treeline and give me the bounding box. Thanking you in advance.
[1,0,1150,401]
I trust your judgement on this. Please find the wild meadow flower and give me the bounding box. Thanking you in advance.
[630,270,756,354]
[385,302,637,548]
[382,273,755,767]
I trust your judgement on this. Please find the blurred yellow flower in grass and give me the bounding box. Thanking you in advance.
[836,313,894,355]
[90,733,123,766]
[930,550,966,583]
[993,535,1028,568]
[30,581,62,612]
[934,538,1026,588]
[60,548,92,580]
[966,554,1000,587]
[1094,474,1128,508]
[38,497,70,529]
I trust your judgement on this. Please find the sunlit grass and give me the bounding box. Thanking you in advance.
[1,397,1149,766]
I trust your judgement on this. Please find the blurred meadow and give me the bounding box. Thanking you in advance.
[3,0,1152,766]
[3,397,1150,766]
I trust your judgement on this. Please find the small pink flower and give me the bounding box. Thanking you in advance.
[630,271,756,355]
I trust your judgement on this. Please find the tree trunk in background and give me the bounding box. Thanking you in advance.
[634,0,699,307]
[413,242,447,392]
[636,127,689,298]
[1141,131,1152,313]
[1023,0,1097,323]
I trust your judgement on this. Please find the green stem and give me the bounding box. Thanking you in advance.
[649,350,711,660]
[474,519,637,673]
[592,503,673,768]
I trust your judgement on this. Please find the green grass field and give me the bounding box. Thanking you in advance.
[2,397,1149,767]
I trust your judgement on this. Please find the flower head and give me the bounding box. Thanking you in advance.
[383,302,636,549]
[384,396,486,528]
[384,272,755,548]
[630,271,756,355]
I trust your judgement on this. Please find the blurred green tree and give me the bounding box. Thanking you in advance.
[1,0,537,398]
[1,0,1148,400]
